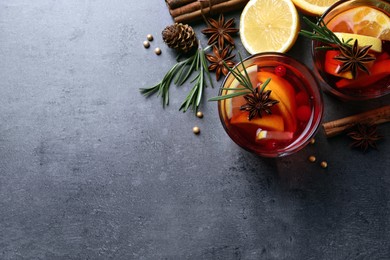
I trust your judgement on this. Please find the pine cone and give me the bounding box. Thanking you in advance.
[162,23,198,53]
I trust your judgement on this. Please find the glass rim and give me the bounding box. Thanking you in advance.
[311,0,390,101]
[217,52,324,157]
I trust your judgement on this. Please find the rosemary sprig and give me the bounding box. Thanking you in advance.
[300,17,376,79]
[208,53,278,121]
[139,61,188,107]
[179,45,213,112]
[299,17,352,50]
[139,43,213,113]
[208,53,260,102]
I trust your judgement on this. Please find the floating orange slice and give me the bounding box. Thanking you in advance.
[257,71,297,132]
[327,6,390,41]
[231,113,285,133]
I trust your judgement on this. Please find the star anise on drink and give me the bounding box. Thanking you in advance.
[208,53,280,122]
[347,123,383,152]
[205,45,235,81]
[334,39,376,79]
[201,14,239,50]
[240,83,279,121]
[300,18,377,79]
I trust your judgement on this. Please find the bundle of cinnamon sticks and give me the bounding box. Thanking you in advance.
[166,0,249,23]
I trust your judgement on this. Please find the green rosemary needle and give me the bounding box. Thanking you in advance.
[299,16,356,51]
[179,44,213,112]
[208,53,278,121]
[299,17,375,79]
[139,42,213,113]
[209,53,268,102]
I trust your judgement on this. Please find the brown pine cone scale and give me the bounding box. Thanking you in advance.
[162,23,198,53]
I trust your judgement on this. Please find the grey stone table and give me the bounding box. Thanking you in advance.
[1,1,389,259]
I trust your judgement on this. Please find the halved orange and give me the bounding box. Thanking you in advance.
[327,6,390,41]
[291,0,339,16]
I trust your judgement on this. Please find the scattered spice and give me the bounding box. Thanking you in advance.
[205,45,235,81]
[347,123,383,152]
[320,161,328,169]
[147,34,153,41]
[310,138,316,144]
[201,14,239,50]
[196,111,204,118]
[193,126,200,134]
[154,47,162,55]
[308,155,316,163]
[143,41,150,48]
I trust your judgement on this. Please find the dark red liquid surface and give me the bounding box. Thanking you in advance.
[313,5,390,99]
[220,63,321,154]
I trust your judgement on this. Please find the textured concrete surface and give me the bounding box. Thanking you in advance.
[0,1,389,259]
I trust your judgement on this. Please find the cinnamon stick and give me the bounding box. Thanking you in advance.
[322,105,390,137]
[172,0,249,23]
[169,0,226,18]
[166,0,197,9]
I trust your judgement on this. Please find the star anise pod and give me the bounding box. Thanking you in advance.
[347,123,383,152]
[240,83,279,120]
[205,45,235,81]
[201,14,239,50]
[334,39,376,79]
[208,53,280,119]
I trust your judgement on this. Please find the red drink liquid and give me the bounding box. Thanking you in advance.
[312,0,390,100]
[218,53,323,157]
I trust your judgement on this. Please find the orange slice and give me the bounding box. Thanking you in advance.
[230,113,285,134]
[239,0,299,54]
[257,71,297,132]
[324,50,353,79]
[335,59,390,88]
[334,32,382,53]
[327,6,390,41]
[291,0,339,16]
[224,65,258,119]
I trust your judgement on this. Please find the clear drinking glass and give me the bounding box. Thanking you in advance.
[312,0,390,100]
[218,52,323,157]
